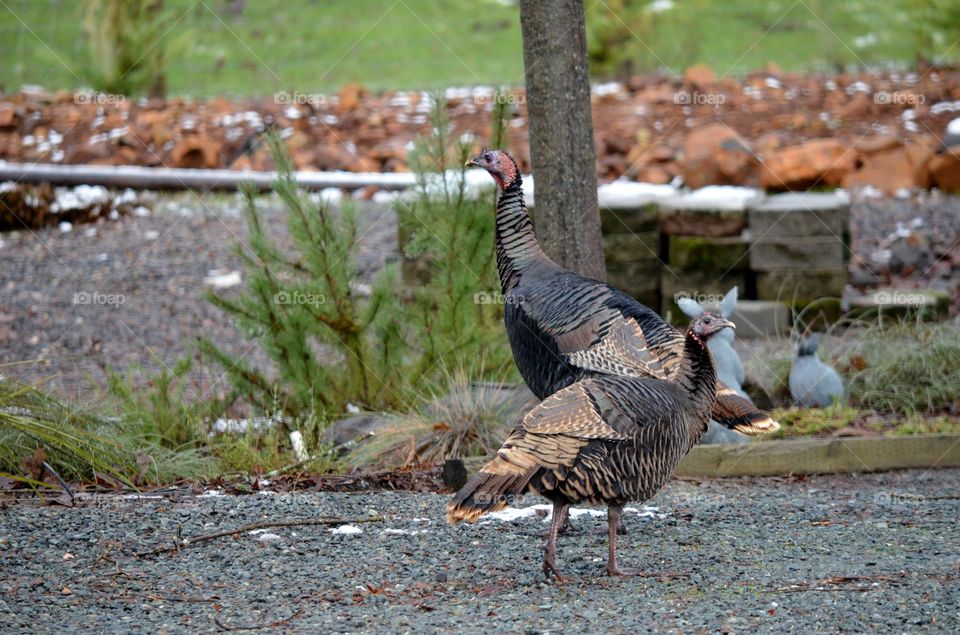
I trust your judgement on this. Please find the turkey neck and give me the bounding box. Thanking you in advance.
[676,332,719,436]
[494,177,548,292]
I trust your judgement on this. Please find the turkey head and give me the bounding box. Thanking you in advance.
[467,149,520,190]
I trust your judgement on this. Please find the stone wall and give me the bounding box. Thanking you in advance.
[600,190,852,324]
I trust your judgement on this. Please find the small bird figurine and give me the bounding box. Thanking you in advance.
[789,334,845,408]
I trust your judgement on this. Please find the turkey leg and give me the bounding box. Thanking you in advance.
[543,502,569,581]
[607,505,638,576]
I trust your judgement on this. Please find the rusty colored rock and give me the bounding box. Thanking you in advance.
[928,147,960,193]
[680,123,760,189]
[854,134,903,155]
[842,144,933,194]
[762,139,857,190]
[0,105,18,129]
[170,136,222,169]
[683,64,716,85]
[337,83,367,113]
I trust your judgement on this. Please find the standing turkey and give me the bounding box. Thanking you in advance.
[678,287,751,444]
[465,149,778,435]
[448,312,731,579]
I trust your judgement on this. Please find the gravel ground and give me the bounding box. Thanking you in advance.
[0,191,397,402]
[1,470,958,633]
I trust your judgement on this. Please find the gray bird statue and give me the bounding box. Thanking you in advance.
[789,334,845,408]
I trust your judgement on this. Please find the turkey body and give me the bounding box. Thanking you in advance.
[448,311,725,578]
[516,374,709,508]
[476,150,775,435]
[503,270,679,401]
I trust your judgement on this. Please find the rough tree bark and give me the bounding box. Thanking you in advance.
[518,0,606,281]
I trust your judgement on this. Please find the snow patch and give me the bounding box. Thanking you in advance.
[592,82,623,97]
[50,185,111,213]
[210,416,278,434]
[482,504,665,524]
[330,524,363,535]
[931,101,960,116]
[203,269,242,289]
[598,179,677,208]
[382,528,428,536]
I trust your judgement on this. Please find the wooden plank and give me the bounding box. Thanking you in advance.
[460,435,960,480]
[675,434,960,477]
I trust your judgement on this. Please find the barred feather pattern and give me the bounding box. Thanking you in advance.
[489,160,777,435]
[447,334,716,524]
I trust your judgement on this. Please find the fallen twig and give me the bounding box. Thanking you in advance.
[213,607,303,631]
[773,574,901,593]
[136,515,385,558]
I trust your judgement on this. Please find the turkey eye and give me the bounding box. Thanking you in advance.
[483,152,493,162]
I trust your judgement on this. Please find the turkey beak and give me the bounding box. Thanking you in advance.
[718,318,736,331]
[465,157,481,168]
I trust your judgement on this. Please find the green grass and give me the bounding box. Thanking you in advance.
[0,0,951,97]
[0,379,215,486]
[842,320,960,417]
[0,0,524,96]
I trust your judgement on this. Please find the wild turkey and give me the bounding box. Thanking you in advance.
[790,334,845,407]
[466,149,777,435]
[448,312,731,579]
[678,287,750,444]
[678,287,745,393]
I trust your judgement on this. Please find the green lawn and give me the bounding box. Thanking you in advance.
[0,0,949,97]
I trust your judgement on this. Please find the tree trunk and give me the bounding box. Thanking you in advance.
[518,0,606,281]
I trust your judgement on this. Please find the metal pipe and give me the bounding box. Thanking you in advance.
[0,162,418,192]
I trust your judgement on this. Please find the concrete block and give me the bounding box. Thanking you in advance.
[660,267,748,322]
[729,300,792,338]
[603,231,661,265]
[607,261,661,308]
[756,269,846,303]
[749,236,846,272]
[668,235,749,270]
[748,192,850,239]
[600,203,659,234]
[847,288,950,322]
[658,207,746,237]
[658,188,761,237]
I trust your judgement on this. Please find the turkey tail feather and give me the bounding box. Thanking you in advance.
[713,388,780,435]
[446,454,537,524]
